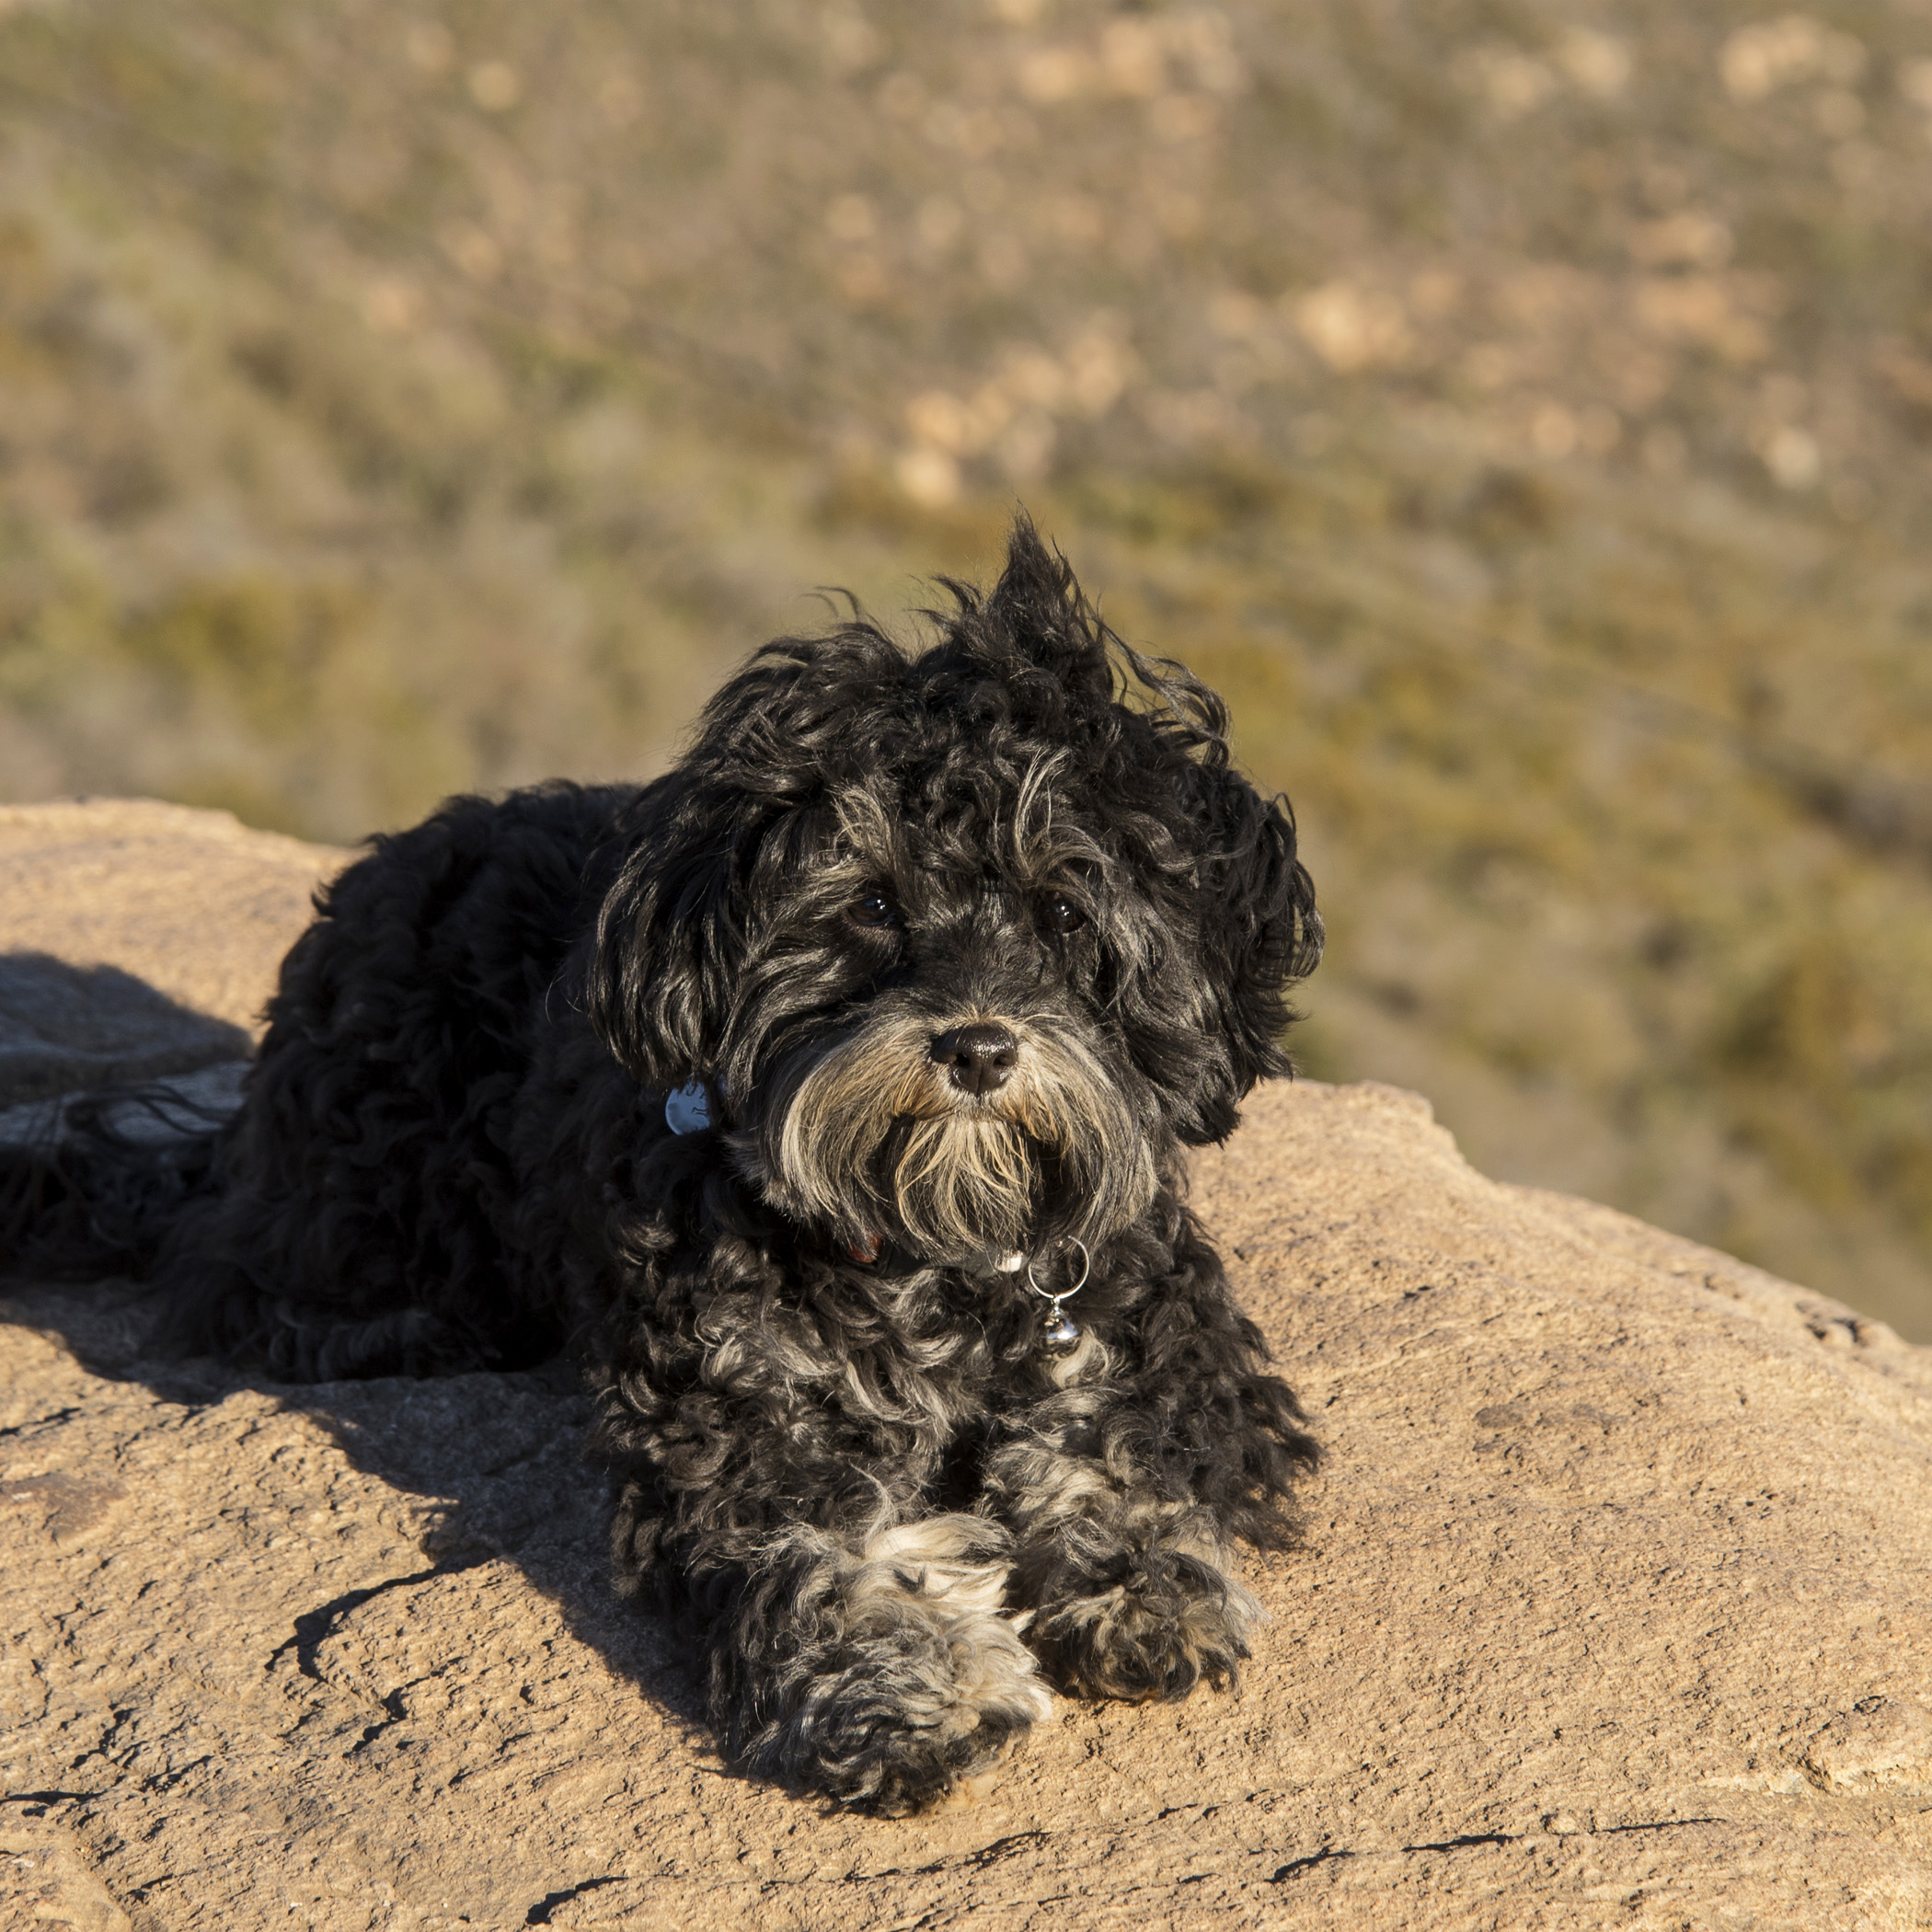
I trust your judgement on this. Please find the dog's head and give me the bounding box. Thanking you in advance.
[587,518,1320,1266]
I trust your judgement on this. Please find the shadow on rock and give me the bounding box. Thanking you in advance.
[5,1271,716,1746]
[0,949,711,1754]
[0,951,250,1130]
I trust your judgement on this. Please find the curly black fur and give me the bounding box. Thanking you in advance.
[2,517,1322,1812]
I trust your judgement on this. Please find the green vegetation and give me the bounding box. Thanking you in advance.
[5,0,1932,1331]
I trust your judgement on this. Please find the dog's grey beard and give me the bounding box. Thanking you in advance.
[737,1008,1156,1262]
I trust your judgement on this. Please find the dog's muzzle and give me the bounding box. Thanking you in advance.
[730,1004,1158,1266]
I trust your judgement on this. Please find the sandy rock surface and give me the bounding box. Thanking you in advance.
[0,799,349,1037]
[5,802,1931,1931]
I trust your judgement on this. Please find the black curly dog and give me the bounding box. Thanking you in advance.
[6,520,1322,1812]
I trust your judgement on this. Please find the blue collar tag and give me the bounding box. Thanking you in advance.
[664,1082,712,1134]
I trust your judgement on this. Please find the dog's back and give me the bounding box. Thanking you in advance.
[3,780,650,1379]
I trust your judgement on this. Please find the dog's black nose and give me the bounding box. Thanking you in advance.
[929,1022,1020,1096]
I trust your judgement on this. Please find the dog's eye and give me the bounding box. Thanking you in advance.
[845,891,903,931]
[1044,894,1087,934]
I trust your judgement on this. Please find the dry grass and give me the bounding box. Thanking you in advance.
[5,0,1932,1332]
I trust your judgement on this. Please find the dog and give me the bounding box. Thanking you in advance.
[4,518,1322,1813]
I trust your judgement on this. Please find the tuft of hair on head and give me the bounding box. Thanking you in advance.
[922,512,1110,716]
[972,512,1116,692]
[923,512,1236,767]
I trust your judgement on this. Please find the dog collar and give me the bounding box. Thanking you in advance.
[659,1093,887,1269]
[840,1237,1083,1358]
[840,1237,1029,1272]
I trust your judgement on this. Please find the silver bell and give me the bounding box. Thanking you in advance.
[1027,1241,1091,1357]
[1041,1310,1082,1352]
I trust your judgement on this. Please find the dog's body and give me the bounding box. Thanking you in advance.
[6,524,1321,1811]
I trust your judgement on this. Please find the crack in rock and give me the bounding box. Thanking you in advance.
[0,1406,81,1440]
[268,1557,492,1685]
[1271,1817,1723,1881]
[850,1829,1052,1882]
[1601,1816,1719,1834]
[524,1875,623,1924]
[1271,1846,1353,1881]
[349,1689,410,1754]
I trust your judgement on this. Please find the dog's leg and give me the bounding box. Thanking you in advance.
[985,1386,1265,1704]
[612,1485,1052,1813]
[985,1213,1316,1703]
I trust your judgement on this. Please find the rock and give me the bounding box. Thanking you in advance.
[4,801,1930,1928]
[0,799,349,1038]
[0,799,347,1147]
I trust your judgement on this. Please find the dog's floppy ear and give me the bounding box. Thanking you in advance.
[585,624,907,1091]
[1121,649,1320,1144]
[1181,759,1323,1139]
[585,784,746,1093]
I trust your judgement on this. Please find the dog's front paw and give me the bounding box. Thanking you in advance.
[1029,1546,1259,1703]
[752,1599,1052,1815]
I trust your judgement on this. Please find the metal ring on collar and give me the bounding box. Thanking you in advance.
[1025,1238,1090,1305]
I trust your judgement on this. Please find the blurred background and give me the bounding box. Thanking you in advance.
[3,0,1931,1333]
